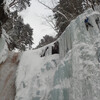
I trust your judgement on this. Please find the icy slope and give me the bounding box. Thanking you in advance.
[15,8,100,100]
[15,49,59,100]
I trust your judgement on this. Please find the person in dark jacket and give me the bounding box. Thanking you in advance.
[84,17,93,30]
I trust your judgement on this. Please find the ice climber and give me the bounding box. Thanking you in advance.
[84,17,93,31]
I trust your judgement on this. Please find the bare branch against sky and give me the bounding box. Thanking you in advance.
[19,0,59,48]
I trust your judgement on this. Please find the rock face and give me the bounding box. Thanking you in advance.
[0,51,19,100]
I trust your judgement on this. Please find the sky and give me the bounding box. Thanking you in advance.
[19,0,59,48]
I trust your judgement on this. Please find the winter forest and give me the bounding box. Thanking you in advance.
[1,0,100,100]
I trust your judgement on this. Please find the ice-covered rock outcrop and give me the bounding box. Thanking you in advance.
[0,29,9,64]
[0,37,8,63]
[15,8,100,100]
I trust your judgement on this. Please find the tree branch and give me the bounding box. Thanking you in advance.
[43,17,58,34]
[9,0,19,7]
[37,0,68,21]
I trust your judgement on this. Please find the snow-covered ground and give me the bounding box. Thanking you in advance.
[15,7,100,100]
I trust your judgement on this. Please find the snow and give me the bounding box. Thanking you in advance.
[15,49,59,100]
[2,28,11,43]
[3,0,12,14]
[15,7,100,100]
[0,29,8,64]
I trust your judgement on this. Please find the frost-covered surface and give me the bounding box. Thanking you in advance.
[15,49,59,100]
[0,36,8,64]
[3,0,12,14]
[15,8,100,100]
[0,28,9,64]
[2,28,11,44]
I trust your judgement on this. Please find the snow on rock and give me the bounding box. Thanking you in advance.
[0,28,10,64]
[2,28,11,44]
[15,8,100,100]
[3,0,12,14]
[0,37,8,64]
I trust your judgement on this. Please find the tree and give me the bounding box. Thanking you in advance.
[36,35,56,48]
[38,0,100,37]
[53,0,84,36]
[0,0,33,51]
[6,0,31,12]
[37,0,68,34]
[4,16,33,51]
[37,0,84,45]
[54,0,100,36]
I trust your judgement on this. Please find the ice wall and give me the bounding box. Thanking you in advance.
[15,50,60,100]
[32,8,100,60]
[15,8,100,100]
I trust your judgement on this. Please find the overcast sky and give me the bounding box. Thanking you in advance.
[19,0,59,48]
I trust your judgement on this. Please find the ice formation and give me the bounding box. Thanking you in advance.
[15,7,100,100]
[0,29,8,64]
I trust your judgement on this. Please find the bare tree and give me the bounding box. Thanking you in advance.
[37,0,68,21]
[42,16,58,34]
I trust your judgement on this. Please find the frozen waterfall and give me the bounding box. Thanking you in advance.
[15,7,100,100]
